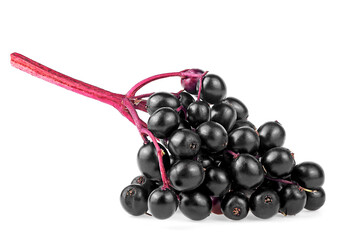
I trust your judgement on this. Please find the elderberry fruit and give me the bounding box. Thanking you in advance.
[279,185,306,215]
[228,127,260,154]
[261,147,295,178]
[179,91,195,109]
[181,69,204,94]
[197,74,227,104]
[146,92,180,114]
[168,129,201,158]
[187,101,210,128]
[210,102,237,132]
[137,142,170,180]
[147,107,180,138]
[148,188,178,219]
[120,185,148,216]
[221,191,249,220]
[291,162,325,189]
[196,154,215,168]
[223,97,248,120]
[169,160,205,191]
[305,187,326,211]
[250,188,280,219]
[258,121,286,152]
[231,154,264,189]
[179,191,212,220]
[196,121,228,152]
[131,175,158,195]
[201,166,231,197]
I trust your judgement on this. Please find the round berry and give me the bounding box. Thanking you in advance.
[148,188,178,219]
[187,101,210,128]
[196,121,228,152]
[147,107,180,138]
[291,162,325,189]
[221,191,249,220]
[261,147,296,178]
[228,127,260,154]
[249,188,280,219]
[168,129,201,158]
[181,69,204,94]
[223,97,248,120]
[179,191,212,221]
[197,74,227,104]
[120,185,148,216]
[258,121,286,152]
[305,187,326,211]
[210,102,237,132]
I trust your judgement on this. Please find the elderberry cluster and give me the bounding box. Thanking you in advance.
[120,70,325,220]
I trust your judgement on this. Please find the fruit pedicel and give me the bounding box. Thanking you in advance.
[11,53,325,221]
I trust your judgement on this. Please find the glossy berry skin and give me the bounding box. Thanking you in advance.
[202,167,231,197]
[169,160,205,191]
[120,185,148,216]
[131,175,158,195]
[187,101,210,128]
[221,191,249,220]
[261,147,295,178]
[196,121,228,153]
[181,69,204,94]
[197,74,227,104]
[228,127,260,154]
[279,185,306,215]
[147,107,180,138]
[291,162,325,189]
[179,192,212,220]
[258,121,286,152]
[179,91,195,109]
[231,119,256,131]
[137,142,170,181]
[148,188,178,219]
[305,187,326,211]
[250,188,280,219]
[223,97,248,120]
[210,102,237,132]
[231,154,264,189]
[146,92,180,115]
[168,129,201,158]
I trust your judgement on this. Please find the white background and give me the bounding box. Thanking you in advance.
[0,1,338,239]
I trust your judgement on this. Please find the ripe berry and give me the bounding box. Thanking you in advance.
[196,121,228,152]
[201,166,231,197]
[197,74,227,104]
[120,185,148,216]
[179,91,195,109]
[223,97,248,120]
[137,142,170,181]
[221,191,249,220]
[210,102,237,132]
[228,127,260,154]
[131,175,158,195]
[187,101,210,128]
[305,187,326,211]
[148,188,178,219]
[179,191,212,220]
[258,121,286,152]
[146,92,180,114]
[231,154,264,189]
[168,129,201,158]
[279,185,306,215]
[291,162,325,189]
[181,69,204,94]
[261,147,296,178]
[249,188,280,219]
[169,160,205,191]
[147,107,180,138]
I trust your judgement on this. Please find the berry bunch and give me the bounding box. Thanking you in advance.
[11,53,325,221]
